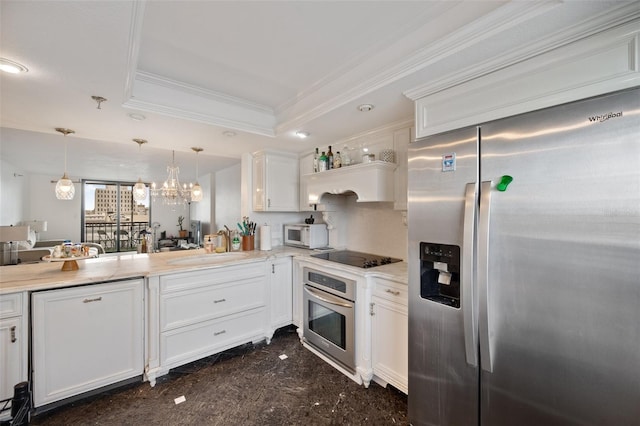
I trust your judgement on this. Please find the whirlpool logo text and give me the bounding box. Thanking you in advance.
[588,111,623,123]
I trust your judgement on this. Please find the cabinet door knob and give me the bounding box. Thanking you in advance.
[10,326,16,343]
[370,302,375,316]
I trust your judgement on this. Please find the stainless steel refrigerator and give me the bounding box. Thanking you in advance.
[407,87,640,425]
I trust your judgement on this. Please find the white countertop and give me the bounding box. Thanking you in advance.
[0,247,407,294]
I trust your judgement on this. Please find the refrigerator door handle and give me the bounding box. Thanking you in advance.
[462,182,478,367]
[478,180,494,372]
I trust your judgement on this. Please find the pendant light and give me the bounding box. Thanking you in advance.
[132,139,148,202]
[54,127,76,200]
[191,147,203,202]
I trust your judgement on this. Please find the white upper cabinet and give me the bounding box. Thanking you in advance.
[253,151,299,212]
[411,21,640,138]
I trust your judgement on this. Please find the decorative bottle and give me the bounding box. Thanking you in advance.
[319,151,328,171]
[313,148,319,173]
[334,151,342,168]
[342,145,352,166]
[327,146,334,169]
[231,231,241,251]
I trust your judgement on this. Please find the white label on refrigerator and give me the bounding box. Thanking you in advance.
[442,153,456,172]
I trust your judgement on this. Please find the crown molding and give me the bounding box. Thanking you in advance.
[273,1,459,116]
[135,71,274,114]
[125,71,276,137]
[123,0,146,102]
[123,97,276,137]
[274,1,559,135]
[403,2,640,100]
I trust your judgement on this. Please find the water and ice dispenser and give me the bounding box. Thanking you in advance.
[419,242,461,308]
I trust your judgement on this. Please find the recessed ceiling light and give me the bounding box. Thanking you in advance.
[128,113,146,121]
[357,104,375,112]
[223,131,236,137]
[295,131,310,139]
[0,58,28,74]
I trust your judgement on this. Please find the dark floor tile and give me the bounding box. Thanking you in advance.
[30,327,408,425]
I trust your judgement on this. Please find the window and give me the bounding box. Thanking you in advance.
[82,181,150,253]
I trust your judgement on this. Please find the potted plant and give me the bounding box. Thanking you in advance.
[177,216,188,238]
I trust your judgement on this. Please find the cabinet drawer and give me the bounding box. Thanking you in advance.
[161,308,266,367]
[0,293,22,319]
[161,276,265,331]
[160,262,264,294]
[373,279,408,306]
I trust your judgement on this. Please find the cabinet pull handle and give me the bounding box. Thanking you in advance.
[268,198,271,207]
[214,330,226,336]
[370,302,375,316]
[385,289,400,296]
[272,264,275,274]
[10,326,16,343]
[213,298,226,304]
[83,297,102,303]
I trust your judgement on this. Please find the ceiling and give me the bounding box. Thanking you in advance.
[1,1,637,183]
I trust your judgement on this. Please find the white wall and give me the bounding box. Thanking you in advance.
[215,163,241,233]
[27,174,81,241]
[342,196,407,260]
[0,159,28,226]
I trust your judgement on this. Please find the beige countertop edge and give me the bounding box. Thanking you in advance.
[0,246,407,294]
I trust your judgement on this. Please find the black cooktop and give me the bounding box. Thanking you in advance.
[311,250,401,268]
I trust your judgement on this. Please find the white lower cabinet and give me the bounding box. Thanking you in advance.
[31,279,144,407]
[371,278,408,394]
[269,257,292,332]
[158,262,268,372]
[0,292,27,418]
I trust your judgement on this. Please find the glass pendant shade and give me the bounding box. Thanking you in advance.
[55,173,75,200]
[191,182,203,202]
[133,179,147,201]
[54,127,75,200]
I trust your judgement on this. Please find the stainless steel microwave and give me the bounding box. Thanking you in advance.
[284,223,328,249]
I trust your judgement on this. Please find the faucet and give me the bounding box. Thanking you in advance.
[223,225,232,252]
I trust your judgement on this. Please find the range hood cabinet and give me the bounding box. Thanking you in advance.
[304,161,395,204]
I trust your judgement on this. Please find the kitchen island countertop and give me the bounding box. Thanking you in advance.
[0,246,407,294]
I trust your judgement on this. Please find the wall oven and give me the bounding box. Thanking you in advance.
[302,267,356,372]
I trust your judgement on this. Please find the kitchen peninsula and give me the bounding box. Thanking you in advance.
[0,247,407,413]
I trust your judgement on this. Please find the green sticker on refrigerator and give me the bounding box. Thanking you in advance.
[497,175,513,191]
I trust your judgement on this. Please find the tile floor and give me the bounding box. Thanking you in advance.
[29,327,408,425]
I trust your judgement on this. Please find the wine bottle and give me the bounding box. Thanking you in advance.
[327,145,333,170]
[313,147,319,173]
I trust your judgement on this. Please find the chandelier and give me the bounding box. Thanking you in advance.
[151,150,194,206]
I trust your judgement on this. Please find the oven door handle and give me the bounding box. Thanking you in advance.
[304,286,353,308]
